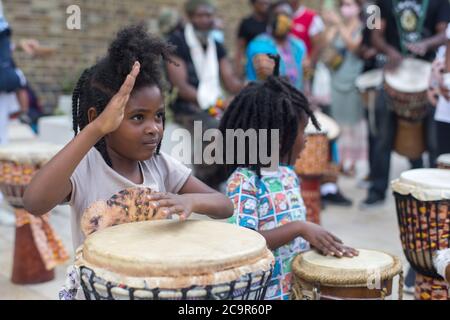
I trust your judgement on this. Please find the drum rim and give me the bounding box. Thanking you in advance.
[292,249,402,286]
[384,58,431,93]
[75,246,274,289]
[355,69,384,91]
[391,169,450,201]
[0,142,62,164]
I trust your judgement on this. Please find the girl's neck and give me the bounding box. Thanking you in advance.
[106,146,143,184]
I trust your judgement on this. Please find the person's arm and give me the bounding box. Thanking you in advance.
[145,176,234,220]
[166,55,199,105]
[407,23,447,57]
[234,38,247,77]
[220,57,246,94]
[23,62,141,216]
[337,24,362,53]
[310,32,325,66]
[372,18,402,70]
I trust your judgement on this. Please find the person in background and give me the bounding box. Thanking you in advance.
[362,0,450,208]
[166,0,244,190]
[288,0,325,76]
[235,0,271,77]
[247,0,307,90]
[322,0,365,177]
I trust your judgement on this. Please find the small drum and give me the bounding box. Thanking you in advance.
[384,58,432,121]
[356,69,383,108]
[0,142,68,284]
[392,169,450,278]
[437,154,450,170]
[75,220,274,300]
[295,112,340,225]
[292,249,403,300]
[0,142,62,207]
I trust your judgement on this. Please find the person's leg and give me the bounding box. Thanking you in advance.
[363,89,395,206]
[0,31,25,92]
[436,121,450,155]
[425,106,438,168]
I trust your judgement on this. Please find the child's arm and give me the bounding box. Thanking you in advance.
[146,175,234,220]
[260,221,358,258]
[23,62,141,216]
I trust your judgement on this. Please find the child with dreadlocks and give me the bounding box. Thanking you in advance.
[219,75,359,300]
[23,25,233,300]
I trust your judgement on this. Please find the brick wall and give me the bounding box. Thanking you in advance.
[3,0,321,112]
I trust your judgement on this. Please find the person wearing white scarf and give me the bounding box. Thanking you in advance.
[165,0,244,189]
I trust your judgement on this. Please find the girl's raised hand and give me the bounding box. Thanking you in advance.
[94,61,140,135]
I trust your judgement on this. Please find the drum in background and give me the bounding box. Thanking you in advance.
[437,154,450,170]
[295,112,340,225]
[355,69,383,108]
[0,142,68,284]
[392,169,450,300]
[75,220,274,300]
[291,249,403,300]
[384,58,431,121]
[0,142,61,207]
[394,119,426,160]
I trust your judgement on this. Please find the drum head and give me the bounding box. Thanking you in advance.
[305,111,340,140]
[437,154,450,166]
[0,142,62,164]
[391,169,450,201]
[78,220,272,278]
[292,249,401,286]
[385,58,431,93]
[355,69,384,91]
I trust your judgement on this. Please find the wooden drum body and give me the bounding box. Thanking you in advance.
[75,220,274,300]
[292,249,403,300]
[0,142,67,284]
[295,112,340,225]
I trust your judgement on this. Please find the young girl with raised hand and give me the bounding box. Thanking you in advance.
[24,24,233,252]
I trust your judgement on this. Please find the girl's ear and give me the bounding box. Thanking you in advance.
[87,107,98,123]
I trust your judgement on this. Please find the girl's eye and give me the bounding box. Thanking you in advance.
[131,114,144,121]
[156,112,165,120]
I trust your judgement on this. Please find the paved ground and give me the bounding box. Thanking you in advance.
[0,122,417,300]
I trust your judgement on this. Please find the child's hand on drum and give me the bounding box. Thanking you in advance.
[148,192,193,221]
[93,62,141,135]
[300,222,359,258]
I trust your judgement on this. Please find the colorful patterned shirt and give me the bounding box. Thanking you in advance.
[226,166,309,300]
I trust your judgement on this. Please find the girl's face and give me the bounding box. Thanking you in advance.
[288,115,308,165]
[106,85,165,161]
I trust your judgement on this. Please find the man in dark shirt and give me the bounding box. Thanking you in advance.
[234,0,270,76]
[166,0,244,189]
[362,0,450,207]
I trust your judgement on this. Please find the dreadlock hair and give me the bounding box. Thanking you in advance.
[71,24,175,167]
[218,76,320,177]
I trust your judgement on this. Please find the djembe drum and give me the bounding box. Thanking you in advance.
[295,111,340,225]
[384,58,431,160]
[291,249,403,300]
[356,69,383,108]
[392,169,450,300]
[0,142,68,284]
[437,154,450,170]
[75,220,274,300]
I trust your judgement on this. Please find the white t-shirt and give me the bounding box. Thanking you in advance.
[0,93,20,145]
[68,148,192,250]
[435,96,450,123]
